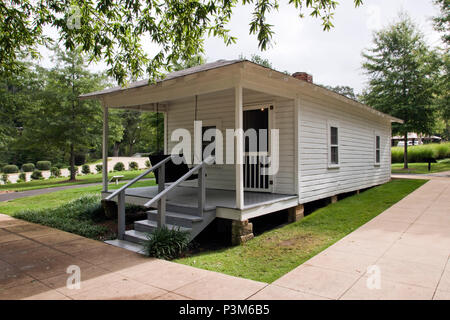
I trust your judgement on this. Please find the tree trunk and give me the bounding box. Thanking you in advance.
[113,142,120,157]
[69,143,76,181]
[403,132,408,169]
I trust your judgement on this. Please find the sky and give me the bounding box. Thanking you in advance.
[40,0,444,94]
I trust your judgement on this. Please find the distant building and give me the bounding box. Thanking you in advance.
[392,133,442,146]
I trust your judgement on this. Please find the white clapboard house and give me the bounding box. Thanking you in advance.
[80,59,402,251]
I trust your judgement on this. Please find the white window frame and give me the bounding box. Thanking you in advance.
[327,120,340,169]
[374,131,381,166]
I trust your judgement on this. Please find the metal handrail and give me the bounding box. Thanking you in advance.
[105,155,174,201]
[144,155,215,208]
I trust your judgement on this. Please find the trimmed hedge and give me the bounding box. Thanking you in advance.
[36,161,51,170]
[392,142,450,163]
[2,165,19,174]
[31,170,43,180]
[113,162,125,171]
[18,172,27,182]
[95,164,102,173]
[51,166,61,177]
[128,161,139,170]
[21,163,35,172]
[81,164,91,174]
[145,160,151,168]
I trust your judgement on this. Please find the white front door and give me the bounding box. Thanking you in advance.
[243,105,272,192]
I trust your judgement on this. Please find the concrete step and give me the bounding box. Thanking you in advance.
[105,239,145,254]
[134,219,192,234]
[146,210,203,227]
[123,229,149,244]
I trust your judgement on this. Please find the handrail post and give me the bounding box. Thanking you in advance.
[117,190,125,240]
[157,163,166,227]
[198,166,205,216]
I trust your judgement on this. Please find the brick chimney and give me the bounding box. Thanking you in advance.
[292,72,313,83]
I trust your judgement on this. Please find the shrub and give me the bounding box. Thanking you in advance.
[18,172,27,182]
[30,170,43,180]
[54,163,66,169]
[391,142,450,163]
[21,163,35,172]
[1,174,10,184]
[142,226,190,260]
[14,195,108,239]
[51,166,61,177]
[145,159,151,168]
[95,164,103,173]
[128,161,139,170]
[113,162,125,171]
[36,161,51,170]
[2,165,19,174]
[81,164,91,174]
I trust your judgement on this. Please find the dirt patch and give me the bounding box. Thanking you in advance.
[0,190,16,194]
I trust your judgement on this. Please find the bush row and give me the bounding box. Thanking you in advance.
[392,142,450,163]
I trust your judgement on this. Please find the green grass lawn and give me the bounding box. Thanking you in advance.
[0,179,156,216]
[175,179,427,283]
[391,159,450,174]
[0,170,153,192]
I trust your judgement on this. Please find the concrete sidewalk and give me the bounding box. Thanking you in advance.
[254,178,450,300]
[0,178,449,300]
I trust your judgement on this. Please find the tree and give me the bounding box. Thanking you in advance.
[361,15,441,168]
[0,1,362,85]
[432,0,450,45]
[20,45,106,180]
[323,85,358,100]
[239,53,273,68]
[432,0,450,140]
[173,54,207,71]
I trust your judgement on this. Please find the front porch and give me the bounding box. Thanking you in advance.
[102,186,298,221]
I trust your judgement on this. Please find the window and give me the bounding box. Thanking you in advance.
[330,126,339,165]
[375,135,381,165]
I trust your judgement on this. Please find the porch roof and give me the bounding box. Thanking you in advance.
[80,59,403,124]
[79,59,243,100]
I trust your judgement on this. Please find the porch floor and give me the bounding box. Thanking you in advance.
[106,186,297,211]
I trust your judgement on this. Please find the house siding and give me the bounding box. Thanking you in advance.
[297,94,391,203]
[166,89,296,193]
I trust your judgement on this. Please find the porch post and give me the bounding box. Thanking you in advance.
[102,105,109,192]
[235,84,244,209]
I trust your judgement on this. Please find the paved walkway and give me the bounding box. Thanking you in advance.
[0,178,154,202]
[0,178,449,300]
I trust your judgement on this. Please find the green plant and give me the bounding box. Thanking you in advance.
[36,161,51,170]
[81,164,91,174]
[142,226,190,260]
[128,161,139,170]
[145,160,151,168]
[14,195,108,239]
[1,174,10,184]
[18,172,27,182]
[95,164,102,173]
[50,166,61,177]
[21,163,35,172]
[113,162,125,171]
[391,142,450,163]
[54,163,66,169]
[30,170,43,180]
[2,165,19,174]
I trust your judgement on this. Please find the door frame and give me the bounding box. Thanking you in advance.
[242,103,274,192]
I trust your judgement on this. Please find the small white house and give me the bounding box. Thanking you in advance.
[81,59,402,249]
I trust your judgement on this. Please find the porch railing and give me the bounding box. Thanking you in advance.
[104,155,214,240]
